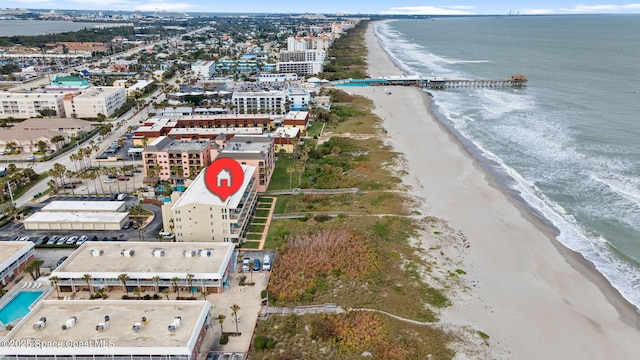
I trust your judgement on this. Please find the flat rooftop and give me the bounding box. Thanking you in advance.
[168,127,263,136]
[3,300,211,355]
[24,212,128,224]
[0,241,34,270]
[284,111,309,120]
[42,201,125,212]
[173,164,255,209]
[52,242,235,279]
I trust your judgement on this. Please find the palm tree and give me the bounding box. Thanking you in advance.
[117,273,130,296]
[152,276,161,295]
[69,153,80,173]
[216,314,226,334]
[162,288,170,300]
[201,291,208,300]
[81,273,92,295]
[171,276,180,298]
[186,273,194,297]
[65,170,76,196]
[49,275,61,299]
[35,140,47,159]
[286,167,295,189]
[133,286,143,299]
[48,179,58,194]
[230,304,240,335]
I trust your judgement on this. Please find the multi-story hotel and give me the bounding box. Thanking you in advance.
[231,90,286,115]
[50,241,235,294]
[276,61,323,76]
[62,86,126,118]
[1,300,212,360]
[0,92,66,119]
[0,241,35,287]
[142,136,213,183]
[162,164,258,243]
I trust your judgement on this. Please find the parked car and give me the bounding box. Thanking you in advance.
[109,193,118,201]
[63,183,77,189]
[123,221,133,229]
[57,256,68,267]
[77,235,88,245]
[252,258,261,271]
[26,155,36,161]
[66,236,78,245]
[263,255,271,271]
[242,257,250,272]
[117,193,126,201]
[56,236,68,245]
[18,236,30,241]
[107,173,117,179]
[117,176,129,181]
[47,235,59,245]
[124,172,133,177]
[104,178,116,183]
[133,168,142,173]
[35,236,48,245]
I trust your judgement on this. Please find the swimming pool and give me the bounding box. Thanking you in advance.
[0,290,45,325]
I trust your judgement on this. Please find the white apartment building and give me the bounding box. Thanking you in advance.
[231,90,286,115]
[163,164,258,243]
[276,61,323,76]
[305,49,326,63]
[63,86,126,118]
[191,60,216,78]
[2,300,212,360]
[287,36,307,51]
[0,92,66,119]
[51,241,235,293]
[286,88,311,111]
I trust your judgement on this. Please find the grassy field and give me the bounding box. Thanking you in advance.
[268,157,296,190]
[306,121,324,137]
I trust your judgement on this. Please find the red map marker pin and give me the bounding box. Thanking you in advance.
[204,158,245,202]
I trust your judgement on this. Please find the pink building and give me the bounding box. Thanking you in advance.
[142,137,213,184]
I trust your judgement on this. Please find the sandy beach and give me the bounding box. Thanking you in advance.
[344,22,640,359]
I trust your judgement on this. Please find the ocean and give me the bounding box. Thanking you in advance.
[0,20,107,37]
[375,15,640,310]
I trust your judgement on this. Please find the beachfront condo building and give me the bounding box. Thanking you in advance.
[142,136,213,184]
[0,92,66,119]
[217,135,275,192]
[1,300,212,360]
[162,164,257,243]
[50,241,234,294]
[276,61,324,76]
[191,60,216,78]
[231,90,287,115]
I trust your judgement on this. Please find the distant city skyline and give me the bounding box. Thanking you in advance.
[2,1,640,15]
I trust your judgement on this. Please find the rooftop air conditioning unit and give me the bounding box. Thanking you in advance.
[96,324,105,332]
[152,249,165,257]
[33,321,46,330]
[132,323,142,332]
[65,316,77,328]
[182,250,195,258]
[198,249,212,257]
[90,249,104,257]
[121,249,135,257]
[168,325,177,332]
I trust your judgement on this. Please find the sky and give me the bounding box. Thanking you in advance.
[3,0,640,15]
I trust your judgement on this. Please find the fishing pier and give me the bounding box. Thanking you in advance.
[335,74,527,89]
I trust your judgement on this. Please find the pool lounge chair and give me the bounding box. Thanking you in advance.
[34,283,42,288]
[25,282,33,289]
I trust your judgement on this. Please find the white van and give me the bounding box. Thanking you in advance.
[159,232,175,240]
[117,193,126,201]
[262,255,271,271]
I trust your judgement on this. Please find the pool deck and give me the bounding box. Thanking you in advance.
[0,280,51,327]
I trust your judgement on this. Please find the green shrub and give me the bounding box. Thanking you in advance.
[254,335,267,351]
[219,334,229,345]
[314,214,331,222]
[266,339,275,349]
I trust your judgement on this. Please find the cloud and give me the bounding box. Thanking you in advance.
[570,3,640,12]
[520,8,555,15]
[381,5,474,15]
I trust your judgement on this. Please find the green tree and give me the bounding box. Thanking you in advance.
[230,304,240,335]
[82,274,93,295]
[50,135,65,151]
[217,314,226,334]
[49,275,61,299]
[152,276,161,295]
[171,276,180,298]
[117,273,130,296]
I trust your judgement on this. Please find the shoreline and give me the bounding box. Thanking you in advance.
[347,20,640,358]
